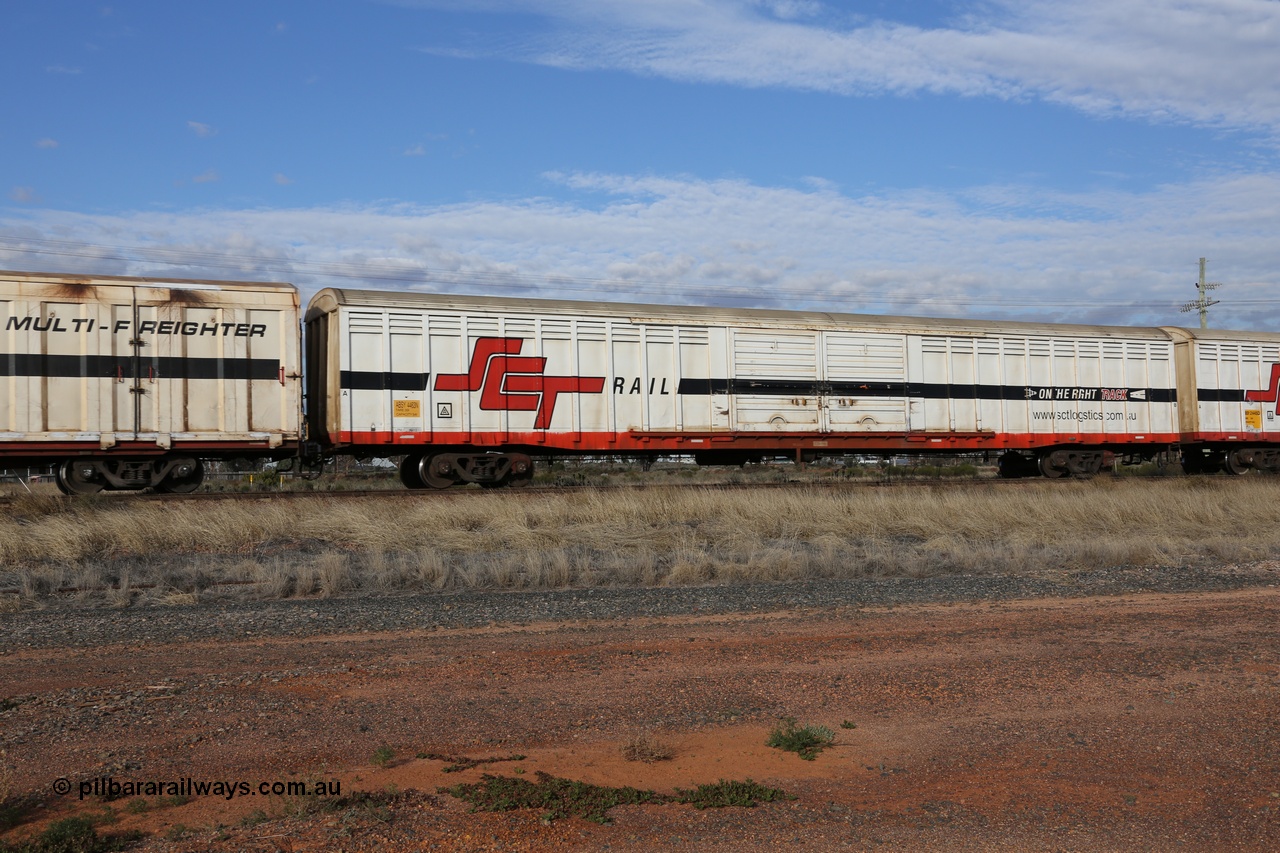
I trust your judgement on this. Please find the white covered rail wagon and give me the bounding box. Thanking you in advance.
[5,271,1277,492]
[304,288,1280,486]
[0,270,303,493]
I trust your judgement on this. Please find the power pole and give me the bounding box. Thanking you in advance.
[1180,257,1221,329]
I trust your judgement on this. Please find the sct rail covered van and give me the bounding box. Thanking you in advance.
[304,288,1280,486]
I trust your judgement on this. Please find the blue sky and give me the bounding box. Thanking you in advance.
[3,0,1279,329]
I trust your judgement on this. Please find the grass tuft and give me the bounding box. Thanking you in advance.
[620,734,675,763]
[370,746,394,768]
[766,717,835,761]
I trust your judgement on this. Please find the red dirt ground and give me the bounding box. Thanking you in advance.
[2,588,1279,850]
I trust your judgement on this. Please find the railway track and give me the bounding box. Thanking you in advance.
[0,473,1067,506]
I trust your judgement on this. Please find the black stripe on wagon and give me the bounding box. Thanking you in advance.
[1197,389,1247,402]
[0,353,280,381]
[678,378,1177,403]
[909,383,1178,403]
[339,370,430,392]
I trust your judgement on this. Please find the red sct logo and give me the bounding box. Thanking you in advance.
[1246,364,1280,406]
[434,337,606,429]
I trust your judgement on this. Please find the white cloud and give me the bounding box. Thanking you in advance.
[408,0,1280,134]
[36,138,59,149]
[2,170,1278,330]
[274,173,294,185]
[9,187,38,204]
[191,170,220,183]
[187,120,217,138]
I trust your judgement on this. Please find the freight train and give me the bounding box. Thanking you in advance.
[3,269,1279,494]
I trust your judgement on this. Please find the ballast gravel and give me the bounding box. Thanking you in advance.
[4,561,1275,650]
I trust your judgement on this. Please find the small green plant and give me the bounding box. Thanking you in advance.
[441,772,666,824]
[164,823,189,842]
[418,752,527,773]
[840,720,858,729]
[123,799,148,815]
[440,772,793,824]
[84,807,116,827]
[281,790,399,824]
[3,816,143,853]
[766,717,835,760]
[0,793,39,834]
[239,808,269,827]
[674,779,794,809]
[371,746,394,768]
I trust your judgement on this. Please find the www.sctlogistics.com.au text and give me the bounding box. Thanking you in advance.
[72,776,341,801]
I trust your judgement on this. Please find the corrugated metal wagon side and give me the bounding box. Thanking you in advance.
[307,287,1259,487]
[0,270,303,493]
[1168,327,1280,474]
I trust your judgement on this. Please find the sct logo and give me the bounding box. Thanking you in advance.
[1245,363,1280,405]
[434,337,606,429]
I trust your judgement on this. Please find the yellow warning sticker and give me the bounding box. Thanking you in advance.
[1245,409,1263,429]
[393,399,421,418]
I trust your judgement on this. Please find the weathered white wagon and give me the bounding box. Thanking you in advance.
[0,270,302,493]
[304,287,1280,485]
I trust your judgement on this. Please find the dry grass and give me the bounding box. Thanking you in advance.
[621,734,676,763]
[3,477,1280,607]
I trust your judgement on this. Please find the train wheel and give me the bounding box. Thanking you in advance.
[57,460,105,495]
[399,454,425,489]
[156,459,204,494]
[1037,452,1070,479]
[417,454,457,489]
[1224,450,1251,476]
[1066,452,1103,479]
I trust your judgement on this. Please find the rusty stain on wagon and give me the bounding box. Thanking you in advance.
[0,270,304,494]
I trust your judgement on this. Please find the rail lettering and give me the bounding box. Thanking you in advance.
[5,315,266,337]
[612,376,671,395]
[1022,387,1147,401]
